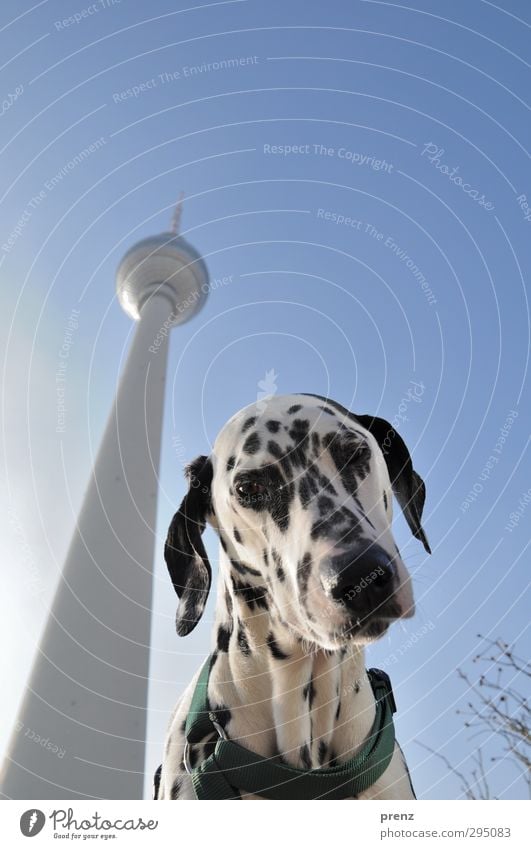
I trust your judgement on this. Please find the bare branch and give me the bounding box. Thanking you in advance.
[417,635,530,799]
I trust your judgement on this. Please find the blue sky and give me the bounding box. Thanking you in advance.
[0,0,529,800]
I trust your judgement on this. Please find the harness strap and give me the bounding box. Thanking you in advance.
[183,656,397,800]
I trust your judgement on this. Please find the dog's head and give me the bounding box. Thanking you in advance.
[165,394,430,649]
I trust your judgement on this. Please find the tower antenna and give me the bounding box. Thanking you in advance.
[170,191,185,235]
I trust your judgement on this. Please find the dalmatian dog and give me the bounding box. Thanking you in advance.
[156,393,430,800]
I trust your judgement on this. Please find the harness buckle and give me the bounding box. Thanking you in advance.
[184,713,228,775]
[210,718,228,740]
[368,668,397,714]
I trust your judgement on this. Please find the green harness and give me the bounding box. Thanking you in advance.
[183,656,398,800]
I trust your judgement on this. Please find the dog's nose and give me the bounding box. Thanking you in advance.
[320,544,396,611]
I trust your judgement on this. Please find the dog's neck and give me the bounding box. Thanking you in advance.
[206,561,377,770]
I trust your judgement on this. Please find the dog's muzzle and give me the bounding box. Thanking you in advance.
[319,543,398,621]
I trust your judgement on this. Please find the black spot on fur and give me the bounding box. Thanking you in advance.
[287,404,302,414]
[266,419,281,433]
[306,465,329,499]
[303,678,316,707]
[217,624,231,652]
[267,439,281,457]
[298,474,311,508]
[335,700,341,720]
[297,553,312,598]
[328,749,339,768]
[323,430,372,492]
[233,527,242,544]
[288,419,310,468]
[243,431,261,455]
[315,498,365,542]
[230,558,262,578]
[310,465,337,496]
[319,405,336,416]
[170,775,182,799]
[242,416,257,433]
[289,418,310,441]
[263,548,269,567]
[272,482,294,532]
[383,490,388,511]
[232,577,269,611]
[318,740,328,765]
[267,440,293,479]
[276,565,286,582]
[219,535,228,552]
[267,632,290,660]
[226,455,236,472]
[310,520,334,540]
[318,495,335,515]
[237,623,251,655]
[237,453,294,532]
[225,588,233,614]
[264,461,294,530]
[300,743,312,769]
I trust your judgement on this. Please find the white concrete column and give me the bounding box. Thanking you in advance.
[1,292,174,799]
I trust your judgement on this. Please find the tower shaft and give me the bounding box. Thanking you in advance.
[1,292,173,799]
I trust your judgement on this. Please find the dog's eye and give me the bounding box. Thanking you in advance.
[235,480,267,503]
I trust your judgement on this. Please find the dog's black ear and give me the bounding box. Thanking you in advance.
[355,415,431,554]
[164,455,213,636]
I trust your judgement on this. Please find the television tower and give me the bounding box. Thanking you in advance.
[1,198,209,799]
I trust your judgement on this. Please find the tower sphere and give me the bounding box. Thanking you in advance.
[116,232,209,325]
